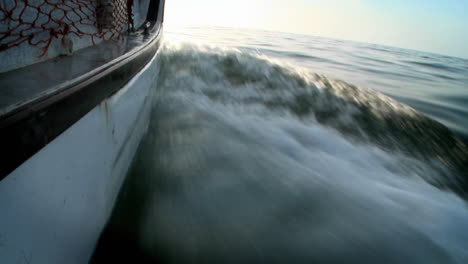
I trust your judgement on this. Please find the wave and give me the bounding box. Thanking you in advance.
[157,42,468,193]
[92,42,468,264]
[404,60,465,74]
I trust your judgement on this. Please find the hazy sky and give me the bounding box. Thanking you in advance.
[165,0,468,59]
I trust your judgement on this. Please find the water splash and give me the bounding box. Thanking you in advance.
[92,43,468,264]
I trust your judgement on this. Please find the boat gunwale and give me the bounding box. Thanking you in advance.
[0,20,163,180]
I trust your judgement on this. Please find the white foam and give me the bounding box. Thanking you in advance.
[139,42,468,263]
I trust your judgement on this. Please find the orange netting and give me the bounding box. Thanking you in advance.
[0,0,133,56]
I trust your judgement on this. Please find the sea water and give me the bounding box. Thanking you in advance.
[92,26,468,263]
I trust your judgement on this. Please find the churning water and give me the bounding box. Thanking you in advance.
[92,26,468,263]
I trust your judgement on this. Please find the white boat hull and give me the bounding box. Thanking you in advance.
[0,50,160,264]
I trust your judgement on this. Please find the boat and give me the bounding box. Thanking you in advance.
[0,0,165,263]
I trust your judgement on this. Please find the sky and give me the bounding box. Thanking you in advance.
[164,0,468,59]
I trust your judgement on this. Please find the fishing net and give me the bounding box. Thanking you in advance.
[0,0,134,56]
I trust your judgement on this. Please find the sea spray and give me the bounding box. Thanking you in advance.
[92,42,468,264]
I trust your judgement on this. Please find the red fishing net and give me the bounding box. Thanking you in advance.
[0,0,133,56]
